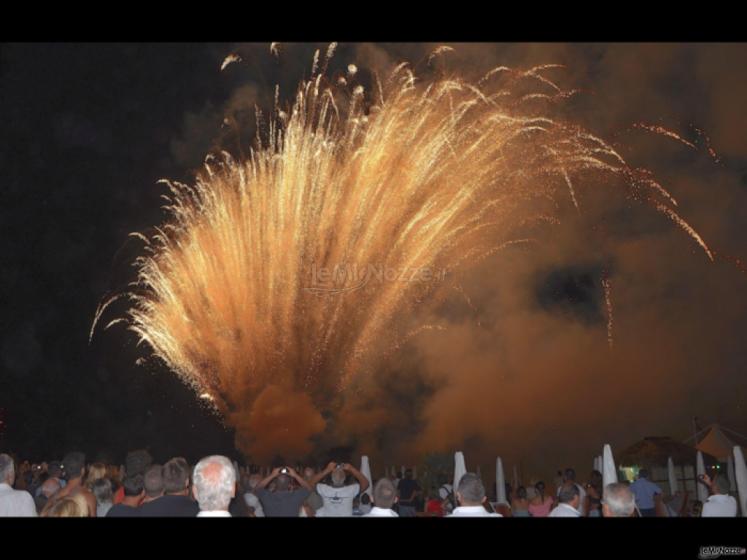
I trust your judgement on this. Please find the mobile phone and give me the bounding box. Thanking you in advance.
[280,467,289,474]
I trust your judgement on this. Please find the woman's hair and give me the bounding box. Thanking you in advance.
[535,481,545,493]
[85,463,108,490]
[43,494,89,517]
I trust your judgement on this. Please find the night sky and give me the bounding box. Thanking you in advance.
[2,43,747,478]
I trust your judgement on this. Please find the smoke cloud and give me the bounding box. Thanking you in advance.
[161,43,747,479]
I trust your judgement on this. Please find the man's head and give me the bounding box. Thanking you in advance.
[275,473,291,492]
[331,465,346,487]
[602,483,635,517]
[192,455,236,512]
[62,452,86,481]
[122,474,145,498]
[144,464,164,498]
[163,457,190,495]
[47,461,63,479]
[0,454,15,485]
[303,467,315,481]
[638,468,649,480]
[125,449,153,478]
[713,474,730,495]
[563,468,576,482]
[456,473,487,507]
[404,469,413,480]
[41,477,61,498]
[373,478,398,509]
[92,478,113,505]
[558,482,581,509]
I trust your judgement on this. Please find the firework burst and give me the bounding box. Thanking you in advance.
[93,46,713,459]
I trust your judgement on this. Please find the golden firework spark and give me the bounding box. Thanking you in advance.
[95,47,714,457]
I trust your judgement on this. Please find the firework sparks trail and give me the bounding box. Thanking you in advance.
[93,46,714,459]
[601,272,614,349]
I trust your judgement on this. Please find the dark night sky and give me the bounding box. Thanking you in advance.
[1,43,241,463]
[2,43,746,477]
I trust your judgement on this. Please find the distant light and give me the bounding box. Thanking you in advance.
[199,393,214,402]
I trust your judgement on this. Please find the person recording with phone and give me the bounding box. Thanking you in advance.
[308,462,370,517]
[254,466,313,517]
[698,472,737,517]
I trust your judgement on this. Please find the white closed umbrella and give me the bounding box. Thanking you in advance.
[696,451,709,503]
[495,457,507,505]
[727,454,737,493]
[454,451,467,494]
[667,457,677,496]
[360,455,373,499]
[734,446,747,517]
[602,444,618,489]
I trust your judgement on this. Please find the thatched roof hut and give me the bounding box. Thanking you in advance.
[618,436,718,469]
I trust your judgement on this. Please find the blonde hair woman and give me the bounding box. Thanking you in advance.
[84,463,108,490]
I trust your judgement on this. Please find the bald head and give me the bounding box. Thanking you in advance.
[193,455,236,512]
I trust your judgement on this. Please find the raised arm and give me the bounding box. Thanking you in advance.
[286,467,312,492]
[343,463,370,493]
[308,462,336,488]
[257,467,281,490]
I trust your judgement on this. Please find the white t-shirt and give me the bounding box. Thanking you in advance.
[548,503,581,517]
[449,506,502,517]
[316,483,359,517]
[0,483,37,517]
[197,510,231,517]
[701,494,738,517]
[364,506,399,517]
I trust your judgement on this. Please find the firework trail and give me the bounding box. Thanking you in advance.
[601,271,614,349]
[93,46,713,460]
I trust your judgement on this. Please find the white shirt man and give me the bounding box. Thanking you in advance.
[309,462,370,518]
[316,482,359,517]
[448,472,503,517]
[192,455,236,518]
[0,454,37,517]
[701,494,737,517]
[450,505,502,517]
[556,469,586,516]
[365,506,399,517]
[363,478,399,517]
[549,483,582,517]
[0,482,37,517]
[548,502,581,517]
